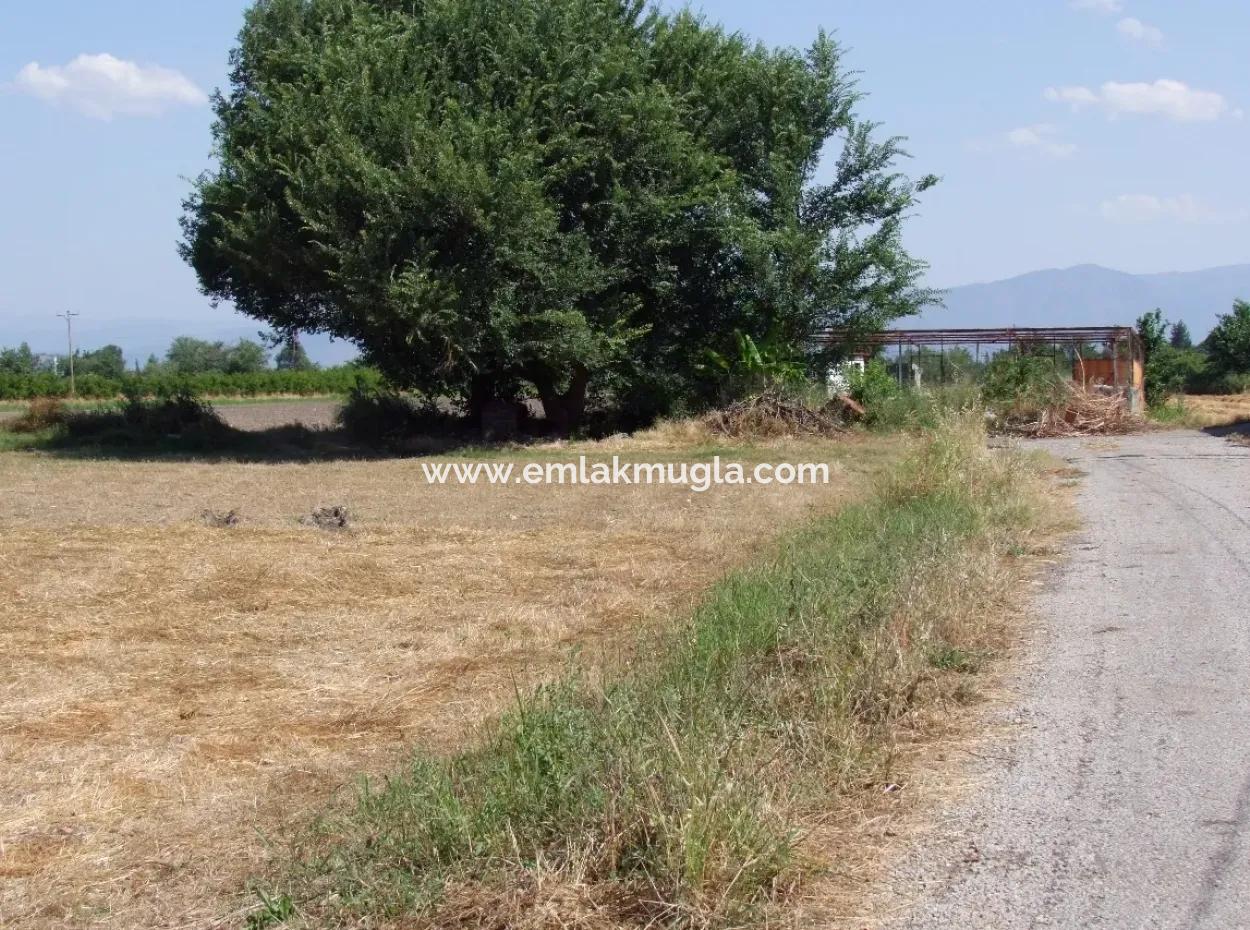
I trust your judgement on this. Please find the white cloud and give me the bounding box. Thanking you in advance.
[1005,124,1078,158]
[13,53,206,120]
[1045,79,1230,122]
[1070,0,1123,14]
[1099,194,1248,225]
[1116,17,1164,46]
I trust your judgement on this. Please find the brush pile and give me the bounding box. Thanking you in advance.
[702,391,855,439]
[302,506,351,531]
[1007,384,1144,437]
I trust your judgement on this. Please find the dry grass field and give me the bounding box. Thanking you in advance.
[0,427,898,929]
[1181,393,1250,428]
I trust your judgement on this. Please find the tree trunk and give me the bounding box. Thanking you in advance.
[535,366,589,437]
[467,374,497,427]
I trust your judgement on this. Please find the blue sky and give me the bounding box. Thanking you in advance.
[2,0,1247,361]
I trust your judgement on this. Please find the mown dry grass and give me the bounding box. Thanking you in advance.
[239,416,1061,930]
[1179,393,1250,428]
[0,432,898,929]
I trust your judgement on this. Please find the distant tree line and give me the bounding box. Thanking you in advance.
[0,333,377,400]
[1136,300,1250,402]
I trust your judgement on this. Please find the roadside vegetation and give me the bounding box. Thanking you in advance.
[245,412,1049,929]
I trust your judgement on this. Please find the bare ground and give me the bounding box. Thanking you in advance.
[0,398,343,432]
[0,432,897,929]
[213,399,341,432]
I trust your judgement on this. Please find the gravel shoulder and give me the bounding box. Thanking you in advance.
[881,430,1250,929]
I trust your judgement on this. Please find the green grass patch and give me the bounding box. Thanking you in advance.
[254,413,1044,927]
[1147,396,1197,427]
[0,428,55,452]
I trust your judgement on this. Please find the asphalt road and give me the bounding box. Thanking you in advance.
[884,430,1250,930]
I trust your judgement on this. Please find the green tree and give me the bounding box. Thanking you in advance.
[1169,320,1193,350]
[75,345,126,380]
[1136,309,1168,363]
[1145,346,1205,402]
[274,333,316,371]
[1206,299,1250,376]
[166,336,268,373]
[181,0,936,430]
[224,339,269,374]
[167,337,229,374]
[0,343,36,375]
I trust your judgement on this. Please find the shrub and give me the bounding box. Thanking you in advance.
[64,391,231,447]
[844,361,983,431]
[847,359,902,408]
[1224,372,1250,394]
[867,383,983,431]
[1145,346,1206,405]
[981,351,1066,414]
[7,398,68,433]
[336,383,460,445]
[0,372,68,400]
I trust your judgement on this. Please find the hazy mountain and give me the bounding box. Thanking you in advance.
[916,264,1250,339]
[10,263,1248,363]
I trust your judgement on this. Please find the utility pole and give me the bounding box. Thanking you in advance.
[57,311,79,397]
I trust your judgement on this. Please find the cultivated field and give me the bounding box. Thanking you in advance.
[1181,393,1250,428]
[0,397,342,432]
[0,416,898,928]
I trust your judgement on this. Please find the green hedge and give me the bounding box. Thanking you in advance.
[0,366,383,401]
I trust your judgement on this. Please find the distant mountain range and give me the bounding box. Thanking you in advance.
[8,264,1249,364]
[916,264,1250,339]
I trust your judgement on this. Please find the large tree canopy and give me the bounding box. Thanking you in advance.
[182,0,937,428]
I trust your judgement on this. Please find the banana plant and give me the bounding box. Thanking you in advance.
[699,328,808,398]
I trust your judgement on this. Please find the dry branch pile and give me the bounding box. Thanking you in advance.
[702,392,856,439]
[1007,384,1145,437]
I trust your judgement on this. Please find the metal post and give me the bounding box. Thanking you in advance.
[57,311,79,398]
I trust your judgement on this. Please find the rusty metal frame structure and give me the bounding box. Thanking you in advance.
[818,326,1144,390]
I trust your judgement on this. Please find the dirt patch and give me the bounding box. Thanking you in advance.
[0,435,898,929]
[213,399,342,432]
[0,398,343,433]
